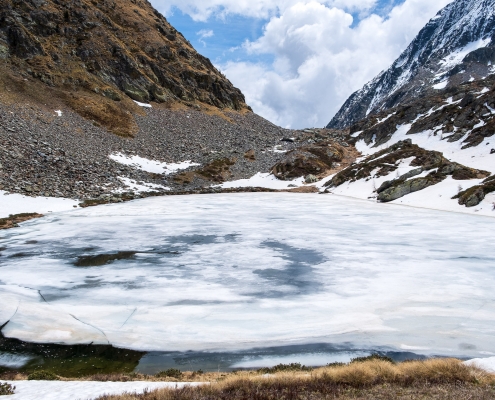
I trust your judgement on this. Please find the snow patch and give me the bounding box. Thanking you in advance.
[464,357,495,373]
[0,191,79,218]
[117,177,170,193]
[133,100,152,108]
[433,80,448,90]
[0,380,204,400]
[110,153,200,175]
[439,38,492,71]
[219,173,304,190]
[54,110,62,117]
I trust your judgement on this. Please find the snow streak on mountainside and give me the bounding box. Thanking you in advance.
[327,0,495,129]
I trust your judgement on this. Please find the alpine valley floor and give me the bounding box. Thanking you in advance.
[1,193,495,374]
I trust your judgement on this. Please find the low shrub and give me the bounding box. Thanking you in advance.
[258,362,313,374]
[155,368,182,379]
[351,354,394,364]
[0,382,15,395]
[27,370,60,381]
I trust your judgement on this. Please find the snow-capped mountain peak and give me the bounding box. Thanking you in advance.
[328,0,495,129]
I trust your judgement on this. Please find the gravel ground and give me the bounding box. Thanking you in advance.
[0,103,350,202]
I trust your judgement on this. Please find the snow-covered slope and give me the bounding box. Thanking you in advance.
[328,0,495,129]
[324,75,495,215]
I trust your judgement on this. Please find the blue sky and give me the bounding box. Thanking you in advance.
[164,0,407,65]
[151,0,451,128]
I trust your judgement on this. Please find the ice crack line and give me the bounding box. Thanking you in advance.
[70,314,110,344]
[120,308,137,329]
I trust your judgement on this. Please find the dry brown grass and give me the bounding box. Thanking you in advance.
[65,93,140,137]
[93,359,495,400]
[0,213,43,230]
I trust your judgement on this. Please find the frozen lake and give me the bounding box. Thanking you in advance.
[1,193,494,371]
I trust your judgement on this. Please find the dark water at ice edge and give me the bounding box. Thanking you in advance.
[1,335,457,376]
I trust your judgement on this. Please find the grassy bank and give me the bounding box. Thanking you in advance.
[9,358,488,400]
[95,358,495,399]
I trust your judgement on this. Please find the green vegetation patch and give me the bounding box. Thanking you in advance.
[155,368,183,379]
[0,382,15,395]
[27,370,60,381]
[257,363,313,374]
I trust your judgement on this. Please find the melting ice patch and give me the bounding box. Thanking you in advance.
[110,153,200,175]
[1,193,495,359]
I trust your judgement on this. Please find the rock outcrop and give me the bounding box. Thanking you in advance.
[271,141,345,181]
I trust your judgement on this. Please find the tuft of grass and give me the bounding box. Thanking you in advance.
[0,213,43,229]
[0,382,15,395]
[27,370,60,381]
[155,369,183,379]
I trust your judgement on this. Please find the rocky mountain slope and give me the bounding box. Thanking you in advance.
[0,0,356,204]
[327,0,495,129]
[0,0,247,136]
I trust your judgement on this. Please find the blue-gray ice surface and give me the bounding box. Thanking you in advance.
[1,193,494,359]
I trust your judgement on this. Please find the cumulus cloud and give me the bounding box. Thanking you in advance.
[153,0,377,21]
[220,0,453,128]
[152,0,453,128]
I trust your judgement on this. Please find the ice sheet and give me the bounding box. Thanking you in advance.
[0,191,79,218]
[1,193,495,358]
[0,381,204,400]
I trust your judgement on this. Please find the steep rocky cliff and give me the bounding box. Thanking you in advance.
[0,0,247,135]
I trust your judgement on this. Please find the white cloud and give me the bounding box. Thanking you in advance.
[197,29,215,39]
[197,29,214,46]
[153,0,377,21]
[219,0,453,128]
